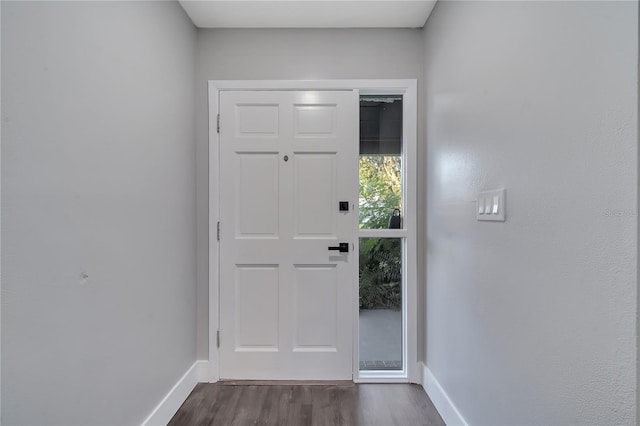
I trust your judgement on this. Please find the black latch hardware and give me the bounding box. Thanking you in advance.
[328,243,349,253]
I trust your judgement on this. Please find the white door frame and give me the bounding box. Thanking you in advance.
[208,79,418,383]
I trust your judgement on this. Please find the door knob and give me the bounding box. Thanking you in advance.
[328,243,349,253]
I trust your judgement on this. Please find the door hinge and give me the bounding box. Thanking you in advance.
[217,114,220,133]
[217,221,220,241]
[216,330,220,348]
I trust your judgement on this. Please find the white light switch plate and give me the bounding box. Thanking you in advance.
[477,189,506,221]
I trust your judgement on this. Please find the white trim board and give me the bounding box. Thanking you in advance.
[354,362,422,384]
[208,79,419,383]
[208,79,416,93]
[141,360,207,426]
[421,363,468,426]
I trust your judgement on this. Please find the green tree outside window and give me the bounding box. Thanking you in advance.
[359,156,402,310]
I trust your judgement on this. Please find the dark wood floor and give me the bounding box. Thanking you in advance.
[169,382,445,426]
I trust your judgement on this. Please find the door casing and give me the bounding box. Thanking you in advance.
[207,79,418,383]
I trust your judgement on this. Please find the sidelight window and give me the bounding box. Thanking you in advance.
[358,96,405,374]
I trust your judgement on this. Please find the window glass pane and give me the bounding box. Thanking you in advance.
[359,237,403,371]
[359,156,402,229]
[360,96,402,155]
[359,96,403,229]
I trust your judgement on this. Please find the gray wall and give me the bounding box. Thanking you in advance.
[423,1,638,425]
[195,28,427,359]
[1,1,197,424]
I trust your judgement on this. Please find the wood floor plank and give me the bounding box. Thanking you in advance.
[168,383,445,426]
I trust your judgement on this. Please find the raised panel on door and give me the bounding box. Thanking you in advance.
[293,153,337,238]
[235,265,279,351]
[235,153,279,238]
[293,265,338,351]
[235,104,279,138]
[294,104,337,138]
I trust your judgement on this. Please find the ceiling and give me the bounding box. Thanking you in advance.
[178,1,437,29]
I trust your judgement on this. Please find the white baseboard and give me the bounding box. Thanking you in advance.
[197,360,212,383]
[142,360,207,426]
[421,363,468,426]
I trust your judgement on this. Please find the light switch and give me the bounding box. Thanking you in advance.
[476,189,506,221]
[478,198,485,214]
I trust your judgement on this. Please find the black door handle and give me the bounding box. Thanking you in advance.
[328,243,349,253]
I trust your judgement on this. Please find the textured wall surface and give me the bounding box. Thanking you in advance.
[1,2,197,424]
[195,28,426,360]
[423,1,638,424]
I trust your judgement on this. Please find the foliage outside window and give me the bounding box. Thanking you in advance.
[359,238,401,310]
[359,155,402,310]
[359,156,402,229]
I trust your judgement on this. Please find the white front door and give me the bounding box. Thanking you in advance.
[219,90,358,380]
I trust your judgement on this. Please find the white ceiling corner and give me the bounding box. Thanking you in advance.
[178,0,437,29]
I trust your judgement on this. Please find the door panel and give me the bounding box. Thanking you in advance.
[236,153,279,237]
[235,265,279,350]
[293,105,337,137]
[236,104,280,136]
[293,154,337,237]
[219,90,357,380]
[293,265,338,350]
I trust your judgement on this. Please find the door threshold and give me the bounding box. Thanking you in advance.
[218,380,355,386]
